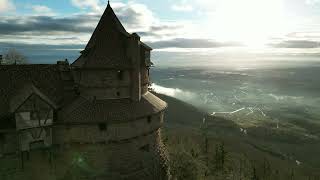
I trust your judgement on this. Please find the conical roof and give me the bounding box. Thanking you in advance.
[86,2,130,50]
[72,3,131,69]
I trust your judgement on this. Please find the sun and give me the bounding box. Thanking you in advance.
[206,0,288,47]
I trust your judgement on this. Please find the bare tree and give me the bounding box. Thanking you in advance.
[2,48,27,64]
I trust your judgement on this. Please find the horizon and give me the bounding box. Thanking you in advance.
[0,0,320,66]
[1,1,320,179]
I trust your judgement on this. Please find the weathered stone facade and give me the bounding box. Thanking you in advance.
[0,2,170,180]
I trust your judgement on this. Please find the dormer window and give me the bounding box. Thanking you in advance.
[117,70,123,80]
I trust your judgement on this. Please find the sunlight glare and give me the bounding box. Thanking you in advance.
[208,0,288,47]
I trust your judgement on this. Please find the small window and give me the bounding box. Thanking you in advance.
[117,70,123,80]
[53,111,58,122]
[74,85,80,95]
[139,144,150,152]
[0,133,4,142]
[30,111,38,120]
[98,123,107,131]
[147,116,152,123]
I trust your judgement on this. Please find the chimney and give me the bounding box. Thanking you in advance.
[57,59,70,72]
[57,59,72,82]
[129,33,141,102]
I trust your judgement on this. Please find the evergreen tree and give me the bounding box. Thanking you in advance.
[251,166,259,180]
[262,158,271,180]
[220,142,227,170]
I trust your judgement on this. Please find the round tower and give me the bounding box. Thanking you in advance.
[52,2,170,180]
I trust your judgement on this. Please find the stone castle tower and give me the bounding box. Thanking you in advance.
[0,2,169,180]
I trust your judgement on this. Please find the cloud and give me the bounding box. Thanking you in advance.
[0,15,97,34]
[151,83,196,100]
[113,2,155,32]
[136,24,184,39]
[148,38,243,49]
[193,0,219,11]
[0,41,83,50]
[270,40,320,48]
[31,5,54,15]
[171,0,193,12]
[286,32,320,40]
[305,0,320,5]
[171,4,193,12]
[71,0,102,12]
[0,1,189,45]
[0,0,15,13]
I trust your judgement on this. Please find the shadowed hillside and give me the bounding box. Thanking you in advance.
[156,93,205,128]
[158,93,320,180]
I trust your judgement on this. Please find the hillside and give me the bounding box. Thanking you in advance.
[157,93,320,179]
[156,93,205,128]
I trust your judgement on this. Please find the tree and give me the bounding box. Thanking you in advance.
[220,142,227,169]
[200,116,210,176]
[262,158,271,180]
[2,48,27,64]
[251,166,260,180]
[169,143,206,180]
[214,142,228,171]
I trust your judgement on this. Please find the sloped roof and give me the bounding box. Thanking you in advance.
[140,41,153,51]
[9,84,58,113]
[72,3,153,69]
[59,92,167,124]
[0,65,76,123]
[72,3,131,69]
[85,3,130,50]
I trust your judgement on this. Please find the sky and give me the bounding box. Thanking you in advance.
[0,0,320,65]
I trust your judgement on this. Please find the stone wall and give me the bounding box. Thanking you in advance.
[51,129,168,180]
[0,128,168,180]
[53,112,163,144]
[78,70,131,87]
[49,111,169,180]
[80,86,131,99]
[76,69,131,99]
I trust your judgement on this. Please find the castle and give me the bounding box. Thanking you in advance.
[0,2,170,180]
